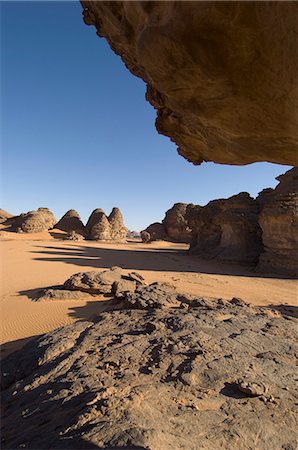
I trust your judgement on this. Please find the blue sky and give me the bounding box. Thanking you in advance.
[1,1,292,230]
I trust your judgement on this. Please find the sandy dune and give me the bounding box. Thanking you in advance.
[1,230,297,358]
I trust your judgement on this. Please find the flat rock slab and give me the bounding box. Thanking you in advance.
[1,301,297,449]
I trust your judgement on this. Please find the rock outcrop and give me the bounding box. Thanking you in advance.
[81,1,298,166]
[141,222,169,242]
[163,203,193,243]
[257,167,298,276]
[2,296,297,449]
[108,207,127,241]
[7,208,56,233]
[85,208,104,236]
[55,210,85,236]
[88,211,112,240]
[0,209,13,224]
[189,193,262,264]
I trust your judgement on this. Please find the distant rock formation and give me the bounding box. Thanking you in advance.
[81,1,298,166]
[85,208,104,236]
[0,209,13,224]
[141,222,168,243]
[88,211,112,240]
[7,208,56,233]
[108,207,127,241]
[257,167,298,276]
[189,193,262,264]
[127,230,141,239]
[55,210,85,236]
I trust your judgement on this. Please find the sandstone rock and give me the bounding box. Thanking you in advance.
[257,167,298,277]
[111,279,136,298]
[2,301,297,449]
[141,222,168,242]
[88,211,112,240]
[36,288,94,301]
[0,209,13,224]
[85,208,104,235]
[190,193,262,264]
[163,203,193,243]
[237,379,270,397]
[63,267,123,294]
[123,282,180,309]
[65,231,85,241]
[81,1,298,166]
[8,208,56,233]
[55,210,85,236]
[108,207,127,241]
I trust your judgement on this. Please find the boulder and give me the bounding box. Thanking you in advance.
[123,282,180,310]
[257,167,298,276]
[141,230,151,243]
[108,207,127,241]
[55,210,85,236]
[81,1,298,166]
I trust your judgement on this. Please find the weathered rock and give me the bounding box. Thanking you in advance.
[65,231,85,241]
[35,288,94,302]
[63,267,145,296]
[123,282,180,310]
[2,301,297,449]
[85,208,104,235]
[7,208,56,233]
[190,193,262,264]
[81,1,298,166]
[55,210,85,236]
[108,207,127,241]
[257,167,298,276]
[163,203,193,243]
[237,379,270,398]
[141,222,168,242]
[0,209,13,224]
[88,211,112,240]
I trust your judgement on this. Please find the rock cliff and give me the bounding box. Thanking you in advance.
[81,1,298,166]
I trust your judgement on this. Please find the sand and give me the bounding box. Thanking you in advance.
[1,230,297,358]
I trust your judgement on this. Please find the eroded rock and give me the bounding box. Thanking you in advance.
[7,208,56,233]
[55,210,85,236]
[108,207,128,241]
[81,1,298,166]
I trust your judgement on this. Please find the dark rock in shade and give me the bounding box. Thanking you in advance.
[162,203,193,243]
[1,300,297,449]
[81,1,298,166]
[55,209,85,236]
[6,208,56,233]
[257,167,298,277]
[141,222,169,242]
[108,207,127,241]
[190,192,262,264]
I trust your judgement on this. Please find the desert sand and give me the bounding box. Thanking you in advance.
[1,229,297,359]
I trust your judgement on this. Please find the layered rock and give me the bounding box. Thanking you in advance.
[7,208,56,233]
[257,167,298,276]
[55,209,85,236]
[108,207,127,241]
[190,193,262,264]
[81,1,298,166]
[2,297,297,449]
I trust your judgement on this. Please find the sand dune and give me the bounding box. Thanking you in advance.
[1,230,297,358]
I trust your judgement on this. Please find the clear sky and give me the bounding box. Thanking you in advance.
[1,1,292,231]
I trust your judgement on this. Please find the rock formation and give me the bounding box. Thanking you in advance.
[81,1,298,166]
[189,193,262,265]
[85,208,104,236]
[2,294,297,449]
[108,207,127,241]
[88,211,112,240]
[257,167,298,276]
[141,222,168,242]
[0,209,13,224]
[55,209,85,236]
[7,208,56,233]
[163,203,193,243]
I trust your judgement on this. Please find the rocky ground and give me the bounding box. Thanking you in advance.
[1,289,297,449]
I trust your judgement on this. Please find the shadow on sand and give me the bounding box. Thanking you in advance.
[29,244,296,280]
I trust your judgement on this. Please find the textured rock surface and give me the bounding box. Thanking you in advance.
[81,1,298,166]
[141,222,169,242]
[0,209,13,224]
[257,167,298,276]
[85,208,104,236]
[7,208,56,233]
[1,300,297,449]
[88,211,112,241]
[55,210,85,236]
[190,193,262,264]
[63,267,145,296]
[163,203,193,243]
[108,207,128,241]
[123,282,180,310]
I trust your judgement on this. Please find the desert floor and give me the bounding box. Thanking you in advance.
[1,230,297,358]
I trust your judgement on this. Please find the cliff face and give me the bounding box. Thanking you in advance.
[257,168,298,277]
[81,1,298,166]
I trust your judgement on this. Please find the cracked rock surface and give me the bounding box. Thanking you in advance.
[1,299,297,449]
